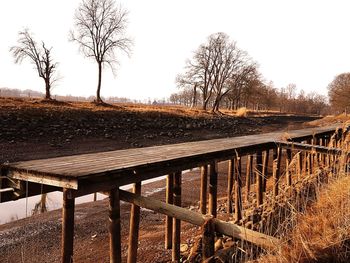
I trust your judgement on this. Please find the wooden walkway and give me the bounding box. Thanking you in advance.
[0,123,346,263]
[2,125,340,192]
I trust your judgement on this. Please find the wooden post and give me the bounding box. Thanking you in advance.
[127,182,142,263]
[172,171,182,262]
[209,162,218,218]
[202,218,215,260]
[234,157,242,222]
[245,155,251,201]
[286,159,291,187]
[109,187,121,263]
[62,188,75,263]
[273,147,281,197]
[262,150,269,192]
[165,173,174,249]
[256,151,263,206]
[227,159,234,213]
[200,166,208,215]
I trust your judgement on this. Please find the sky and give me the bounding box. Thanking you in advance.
[1,0,350,101]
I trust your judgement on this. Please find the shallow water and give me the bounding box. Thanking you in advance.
[0,175,170,225]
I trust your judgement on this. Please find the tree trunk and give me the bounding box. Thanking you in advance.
[96,62,103,102]
[191,84,197,108]
[45,78,51,100]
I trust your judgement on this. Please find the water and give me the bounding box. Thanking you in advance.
[0,175,171,225]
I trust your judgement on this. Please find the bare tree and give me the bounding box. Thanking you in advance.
[10,29,58,100]
[70,0,132,103]
[328,73,350,113]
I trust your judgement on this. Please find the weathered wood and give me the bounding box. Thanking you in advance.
[172,171,182,262]
[165,173,174,249]
[273,147,281,197]
[234,157,242,222]
[209,162,218,218]
[256,151,263,206]
[62,188,75,263]
[119,189,280,250]
[286,159,291,187]
[202,218,215,260]
[200,165,208,214]
[227,159,234,213]
[245,155,252,201]
[262,150,270,192]
[109,187,121,263]
[127,182,142,263]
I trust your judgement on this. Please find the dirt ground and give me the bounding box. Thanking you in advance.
[0,97,319,262]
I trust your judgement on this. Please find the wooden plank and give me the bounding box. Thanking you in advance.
[6,170,78,189]
[262,150,269,192]
[127,182,141,263]
[119,189,280,250]
[209,162,218,218]
[62,188,75,263]
[200,165,208,214]
[165,173,174,249]
[109,187,122,263]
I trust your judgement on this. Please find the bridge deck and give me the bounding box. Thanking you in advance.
[1,124,340,192]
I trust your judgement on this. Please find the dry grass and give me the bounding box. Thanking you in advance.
[254,127,350,263]
[308,114,350,127]
[236,107,248,117]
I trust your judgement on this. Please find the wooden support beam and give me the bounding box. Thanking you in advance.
[165,173,174,249]
[202,218,215,260]
[256,151,263,206]
[234,157,242,222]
[209,162,218,218]
[273,147,281,197]
[262,150,270,192]
[286,159,291,187]
[200,166,208,215]
[62,188,75,263]
[172,171,182,262]
[109,187,122,263]
[245,155,252,202]
[127,182,142,263]
[227,159,234,213]
[119,190,279,250]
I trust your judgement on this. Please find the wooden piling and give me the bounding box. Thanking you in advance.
[273,147,281,197]
[109,187,122,263]
[227,159,234,213]
[256,151,263,206]
[202,218,215,260]
[200,166,208,215]
[62,188,75,263]
[286,159,291,187]
[234,157,242,222]
[209,162,218,218]
[172,171,182,262]
[245,155,252,201]
[165,173,174,249]
[262,150,269,192]
[127,182,142,263]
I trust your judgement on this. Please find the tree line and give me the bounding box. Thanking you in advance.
[173,32,349,115]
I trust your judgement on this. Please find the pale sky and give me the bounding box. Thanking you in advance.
[1,0,350,101]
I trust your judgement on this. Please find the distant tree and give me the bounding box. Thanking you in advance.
[328,73,350,113]
[70,0,132,103]
[10,29,58,100]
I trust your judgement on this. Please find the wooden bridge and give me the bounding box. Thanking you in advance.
[0,124,348,263]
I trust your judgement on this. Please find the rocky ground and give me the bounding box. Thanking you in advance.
[0,97,320,262]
